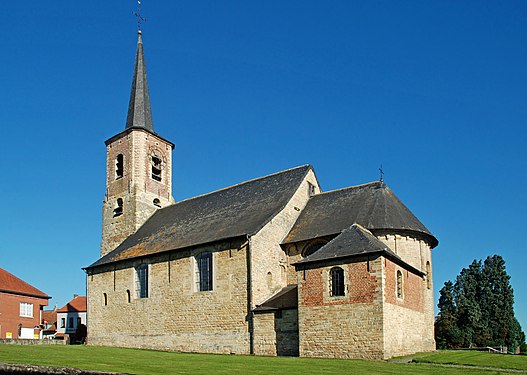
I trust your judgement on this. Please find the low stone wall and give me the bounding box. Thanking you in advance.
[0,363,123,374]
[0,339,66,345]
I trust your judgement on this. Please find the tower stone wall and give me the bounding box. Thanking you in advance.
[101,129,174,257]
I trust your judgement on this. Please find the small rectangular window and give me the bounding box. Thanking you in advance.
[308,182,316,197]
[60,318,65,328]
[196,252,213,292]
[19,303,33,317]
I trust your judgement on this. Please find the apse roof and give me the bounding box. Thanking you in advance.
[283,181,438,248]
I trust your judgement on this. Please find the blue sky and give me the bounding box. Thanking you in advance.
[1,1,525,332]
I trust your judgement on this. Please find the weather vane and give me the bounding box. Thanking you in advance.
[133,0,146,33]
[379,164,384,183]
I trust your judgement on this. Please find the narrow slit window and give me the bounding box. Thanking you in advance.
[426,261,431,289]
[103,293,108,306]
[397,270,404,299]
[115,154,124,179]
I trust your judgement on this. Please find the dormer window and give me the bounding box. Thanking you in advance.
[115,154,124,179]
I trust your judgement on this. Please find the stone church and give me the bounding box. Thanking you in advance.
[85,31,438,359]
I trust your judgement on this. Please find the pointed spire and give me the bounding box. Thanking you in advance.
[125,31,154,131]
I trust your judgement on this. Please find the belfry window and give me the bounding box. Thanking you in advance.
[135,264,149,298]
[196,252,213,292]
[115,154,124,179]
[330,267,345,297]
[397,270,404,299]
[113,198,123,217]
[151,156,162,182]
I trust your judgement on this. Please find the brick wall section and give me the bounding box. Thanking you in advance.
[101,129,174,257]
[250,169,319,306]
[87,239,251,354]
[297,257,385,359]
[0,292,48,339]
[384,259,423,311]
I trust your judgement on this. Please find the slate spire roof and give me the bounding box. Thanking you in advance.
[125,31,154,132]
[283,181,438,248]
[0,268,50,299]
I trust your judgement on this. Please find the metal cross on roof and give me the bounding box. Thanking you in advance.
[379,164,384,183]
[133,0,146,32]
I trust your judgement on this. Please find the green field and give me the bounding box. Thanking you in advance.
[0,345,525,374]
[412,350,527,371]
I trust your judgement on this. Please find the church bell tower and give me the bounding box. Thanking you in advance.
[101,30,175,257]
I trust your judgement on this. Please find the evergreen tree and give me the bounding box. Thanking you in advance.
[435,255,525,351]
[435,280,462,348]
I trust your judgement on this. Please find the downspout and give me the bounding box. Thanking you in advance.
[245,234,254,355]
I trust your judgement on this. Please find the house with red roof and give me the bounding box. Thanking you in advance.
[0,268,50,339]
[57,295,87,343]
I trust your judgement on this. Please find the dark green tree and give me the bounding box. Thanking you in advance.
[435,255,525,351]
[435,280,462,348]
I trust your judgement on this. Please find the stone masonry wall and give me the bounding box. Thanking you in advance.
[253,309,299,356]
[382,257,435,357]
[101,129,174,257]
[87,239,250,354]
[250,169,319,306]
[297,257,385,359]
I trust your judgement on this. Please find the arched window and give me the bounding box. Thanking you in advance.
[302,242,326,258]
[330,267,345,297]
[196,252,213,291]
[113,198,123,217]
[103,293,108,306]
[126,289,131,303]
[115,154,124,179]
[397,270,404,299]
[135,264,149,298]
[426,261,431,289]
[153,198,161,207]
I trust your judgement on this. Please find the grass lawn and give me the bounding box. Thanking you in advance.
[0,345,523,374]
[412,350,527,371]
